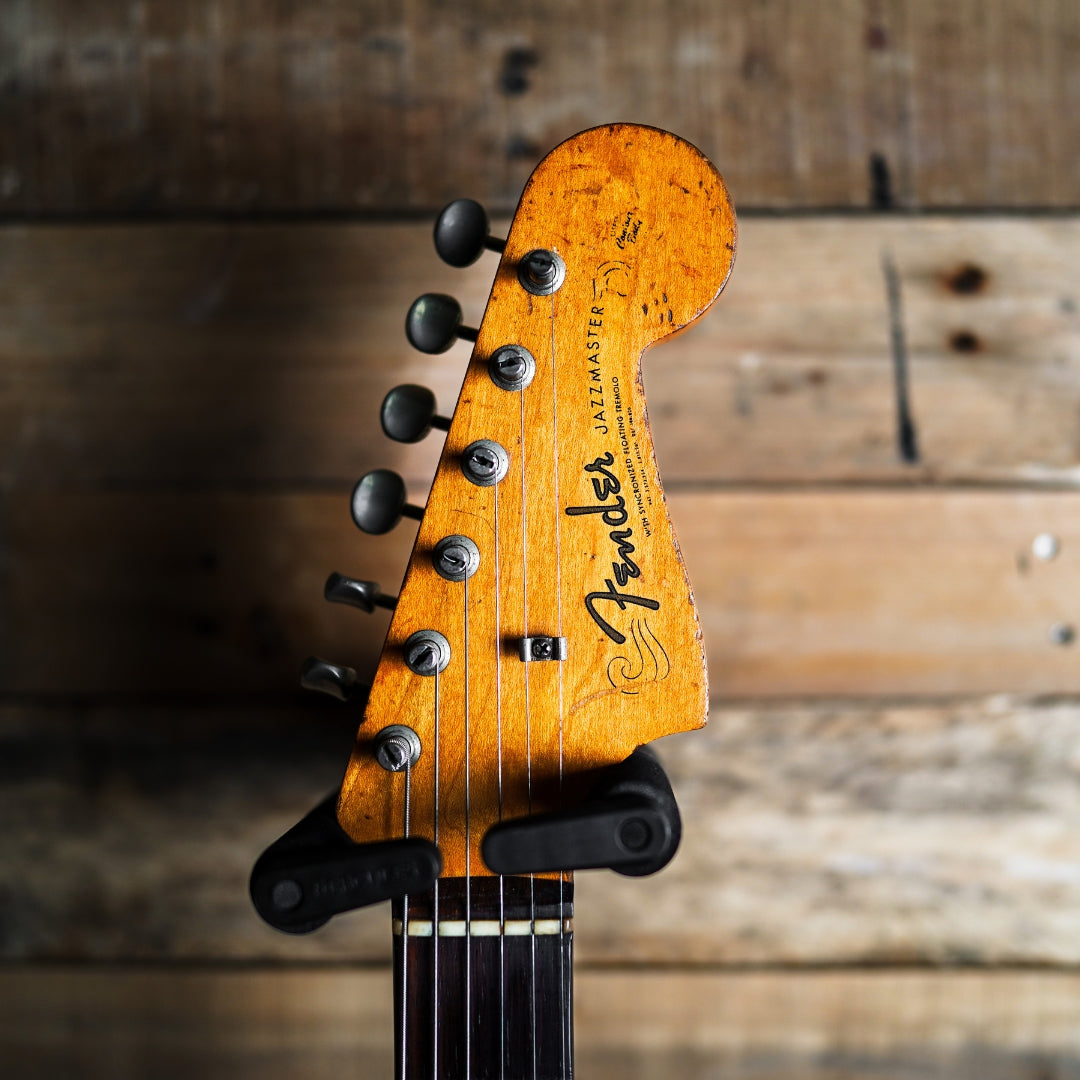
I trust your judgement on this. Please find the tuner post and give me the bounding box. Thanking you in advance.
[374,725,422,772]
[402,629,451,677]
[518,248,566,295]
[432,534,480,582]
[488,344,536,392]
[460,439,509,487]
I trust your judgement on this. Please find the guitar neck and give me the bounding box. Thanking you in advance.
[393,876,575,1080]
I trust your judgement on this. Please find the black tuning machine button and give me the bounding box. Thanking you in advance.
[482,746,682,878]
[299,656,366,702]
[324,573,397,613]
[433,198,506,268]
[351,469,424,534]
[405,293,478,354]
[380,384,450,444]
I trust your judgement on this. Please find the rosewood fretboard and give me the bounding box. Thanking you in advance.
[393,876,574,1080]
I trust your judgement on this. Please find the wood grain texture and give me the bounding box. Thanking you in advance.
[4,1,1079,214]
[337,125,735,873]
[4,697,1079,965]
[4,967,1079,1080]
[4,490,1079,699]
[2,218,1078,492]
[6,7,1080,1068]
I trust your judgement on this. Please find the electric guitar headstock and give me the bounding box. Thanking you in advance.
[253,123,736,1079]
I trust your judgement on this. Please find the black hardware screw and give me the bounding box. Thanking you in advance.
[531,639,554,660]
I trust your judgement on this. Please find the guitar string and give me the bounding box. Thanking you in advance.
[432,669,440,1080]
[401,758,412,1080]
[549,287,568,1080]
[519,376,538,1080]
[464,572,472,1080]
[494,480,506,1080]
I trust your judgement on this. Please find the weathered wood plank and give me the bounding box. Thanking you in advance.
[1,218,1078,490]
[3,490,1078,698]
[3,967,1079,1079]
[3,1,1079,214]
[3,698,1079,965]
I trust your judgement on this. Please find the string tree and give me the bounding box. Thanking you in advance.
[519,635,568,663]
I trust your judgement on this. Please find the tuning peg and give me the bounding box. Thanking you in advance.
[380,384,451,444]
[350,469,424,534]
[324,572,397,612]
[433,198,506,268]
[300,656,367,702]
[405,293,478,354]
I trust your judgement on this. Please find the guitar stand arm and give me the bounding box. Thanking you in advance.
[481,745,682,878]
[252,746,678,934]
[250,792,442,934]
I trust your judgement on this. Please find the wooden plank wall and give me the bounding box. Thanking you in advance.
[3,0,1080,213]
[2,3,1080,1078]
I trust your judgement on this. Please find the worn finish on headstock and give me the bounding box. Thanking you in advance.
[338,124,736,878]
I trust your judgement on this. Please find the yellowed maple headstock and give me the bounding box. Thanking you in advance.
[338,124,736,878]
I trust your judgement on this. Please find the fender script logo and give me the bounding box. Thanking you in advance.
[565,452,659,645]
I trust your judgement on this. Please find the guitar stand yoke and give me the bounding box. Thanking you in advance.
[251,745,681,934]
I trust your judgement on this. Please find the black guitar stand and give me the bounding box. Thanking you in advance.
[251,745,681,933]
[249,792,441,934]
